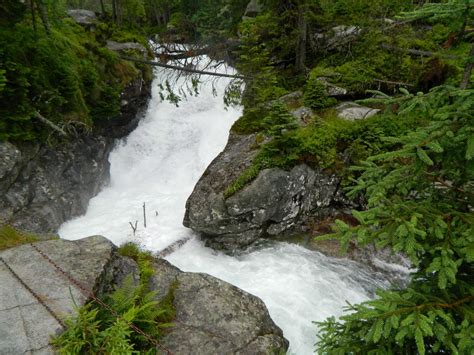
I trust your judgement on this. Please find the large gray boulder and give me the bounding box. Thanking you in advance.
[67,9,97,30]
[153,259,288,354]
[0,236,288,354]
[184,134,351,251]
[336,102,380,120]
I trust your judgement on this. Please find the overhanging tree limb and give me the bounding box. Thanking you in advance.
[380,44,462,59]
[120,56,247,79]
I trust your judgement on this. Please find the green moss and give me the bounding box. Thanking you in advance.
[118,242,155,291]
[332,60,377,95]
[224,164,263,198]
[0,15,150,142]
[225,109,422,198]
[0,224,38,251]
[231,106,267,134]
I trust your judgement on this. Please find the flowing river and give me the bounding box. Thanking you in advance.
[59,65,389,354]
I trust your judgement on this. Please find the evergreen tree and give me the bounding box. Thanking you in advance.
[315,85,474,354]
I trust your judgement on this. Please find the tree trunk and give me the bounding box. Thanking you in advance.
[30,0,37,32]
[295,3,307,74]
[460,42,474,90]
[99,0,106,17]
[116,0,122,26]
[35,0,51,35]
[112,0,117,23]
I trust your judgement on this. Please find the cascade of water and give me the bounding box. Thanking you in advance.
[60,64,387,354]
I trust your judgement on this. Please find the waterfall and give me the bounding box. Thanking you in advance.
[59,63,389,354]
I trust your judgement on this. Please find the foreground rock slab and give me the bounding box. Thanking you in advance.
[0,236,288,354]
[0,236,114,354]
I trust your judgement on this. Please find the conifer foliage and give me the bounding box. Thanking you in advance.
[316,86,474,354]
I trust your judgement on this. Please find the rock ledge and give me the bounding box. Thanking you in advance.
[0,236,288,354]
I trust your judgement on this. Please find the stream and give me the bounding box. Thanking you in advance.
[59,65,389,354]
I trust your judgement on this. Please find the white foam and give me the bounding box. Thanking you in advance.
[60,62,383,354]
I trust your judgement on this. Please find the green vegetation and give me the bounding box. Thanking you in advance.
[304,73,336,110]
[316,85,474,354]
[225,107,420,197]
[224,1,473,352]
[2,0,473,353]
[0,1,150,142]
[0,224,39,251]
[53,242,176,354]
[118,242,157,290]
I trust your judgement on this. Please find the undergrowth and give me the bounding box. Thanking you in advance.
[53,242,176,354]
[225,107,422,198]
[0,10,149,142]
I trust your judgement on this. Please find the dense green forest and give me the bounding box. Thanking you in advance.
[1,0,473,353]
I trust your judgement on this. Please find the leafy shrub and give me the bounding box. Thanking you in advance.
[54,242,177,353]
[263,102,299,137]
[53,277,175,353]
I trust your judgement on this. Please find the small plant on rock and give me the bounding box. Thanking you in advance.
[304,72,337,110]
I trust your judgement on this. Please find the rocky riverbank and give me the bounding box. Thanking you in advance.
[0,236,288,354]
[0,57,151,235]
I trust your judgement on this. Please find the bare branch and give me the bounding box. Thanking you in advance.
[34,112,67,137]
[120,56,247,80]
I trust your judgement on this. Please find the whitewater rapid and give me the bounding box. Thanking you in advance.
[59,66,386,354]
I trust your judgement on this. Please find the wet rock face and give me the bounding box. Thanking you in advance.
[184,134,352,252]
[0,236,288,355]
[0,137,111,234]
